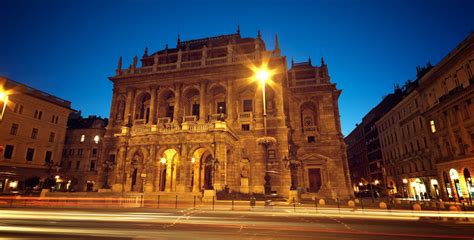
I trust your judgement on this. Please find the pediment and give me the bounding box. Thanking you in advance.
[298,152,332,162]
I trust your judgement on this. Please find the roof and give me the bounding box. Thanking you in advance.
[1,76,72,110]
[67,115,108,129]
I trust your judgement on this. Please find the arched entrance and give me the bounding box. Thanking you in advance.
[190,147,215,192]
[157,148,179,192]
[450,168,463,202]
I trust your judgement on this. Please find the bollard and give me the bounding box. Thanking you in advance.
[412,203,421,211]
[175,195,178,209]
[232,198,234,211]
[212,196,215,210]
[360,198,364,209]
[314,198,318,212]
[157,195,160,209]
[193,196,196,210]
[337,198,340,210]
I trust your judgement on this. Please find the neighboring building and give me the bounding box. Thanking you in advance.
[376,80,437,200]
[60,113,108,192]
[345,88,403,196]
[100,29,353,199]
[361,90,404,185]
[0,77,72,192]
[421,33,474,202]
[345,123,368,190]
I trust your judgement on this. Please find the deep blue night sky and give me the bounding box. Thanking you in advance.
[1,0,473,135]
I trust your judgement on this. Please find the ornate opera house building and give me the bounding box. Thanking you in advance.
[102,29,352,199]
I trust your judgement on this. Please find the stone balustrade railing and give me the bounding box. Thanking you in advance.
[116,52,262,76]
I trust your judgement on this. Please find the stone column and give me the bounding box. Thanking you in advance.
[145,145,156,192]
[149,87,158,125]
[176,145,187,192]
[199,82,207,122]
[193,155,201,193]
[124,88,136,126]
[173,84,181,123]
[112,146,126,192]
[226,80,234,122]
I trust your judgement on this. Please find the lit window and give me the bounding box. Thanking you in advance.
[80,135,85,142]
[430,120,436,133]
[94,135,100,144]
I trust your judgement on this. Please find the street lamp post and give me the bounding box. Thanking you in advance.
[255,67,276,195]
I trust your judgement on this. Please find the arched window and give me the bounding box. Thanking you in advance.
[135,92,151,123]
[300,101,318,132]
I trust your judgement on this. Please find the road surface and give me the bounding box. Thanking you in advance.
[0,207,473,239]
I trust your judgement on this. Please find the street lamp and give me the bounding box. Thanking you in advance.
[0,88,9,121]
[254,65,277,195]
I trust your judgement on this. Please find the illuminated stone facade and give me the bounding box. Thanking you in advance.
[0,77,72,192]
[102,30,352,199]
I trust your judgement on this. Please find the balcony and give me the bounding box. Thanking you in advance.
[209,113,226,122]
[238,112,253,122]
[183,115,198,122]
[157,117,172,124]
[134,119,147,125]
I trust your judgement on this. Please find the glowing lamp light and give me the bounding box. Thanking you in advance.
[191,157,195,164]
[358,182,363,186]
[160,157,167,165]
[94,135,100,144]
[374,180,380,185]
[256,69,270,84]
[402,178,408,184]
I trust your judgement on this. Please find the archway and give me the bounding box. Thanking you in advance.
[158,89,175,122]
[158,148,179,192]
[134,92,151,124]
[183,87,200,121]
[190,147,215,192]
[450,168,463,202]
[209,84,227,119]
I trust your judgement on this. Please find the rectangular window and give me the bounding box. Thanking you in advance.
[49,132,55,143]
[430,120,436,133]
[31,128,38,139]
[90,160,97,171]
[92,148,97,157]
[10,123,18,135]
[26,148,34,161]
[44,151,52,163]
[241,124,250,131]
[243,99,253,112]
[109,154,116,162]
[76,161,80,170]
[4,145,14,159]
[78,149,83,156]
[307,136,316,143]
